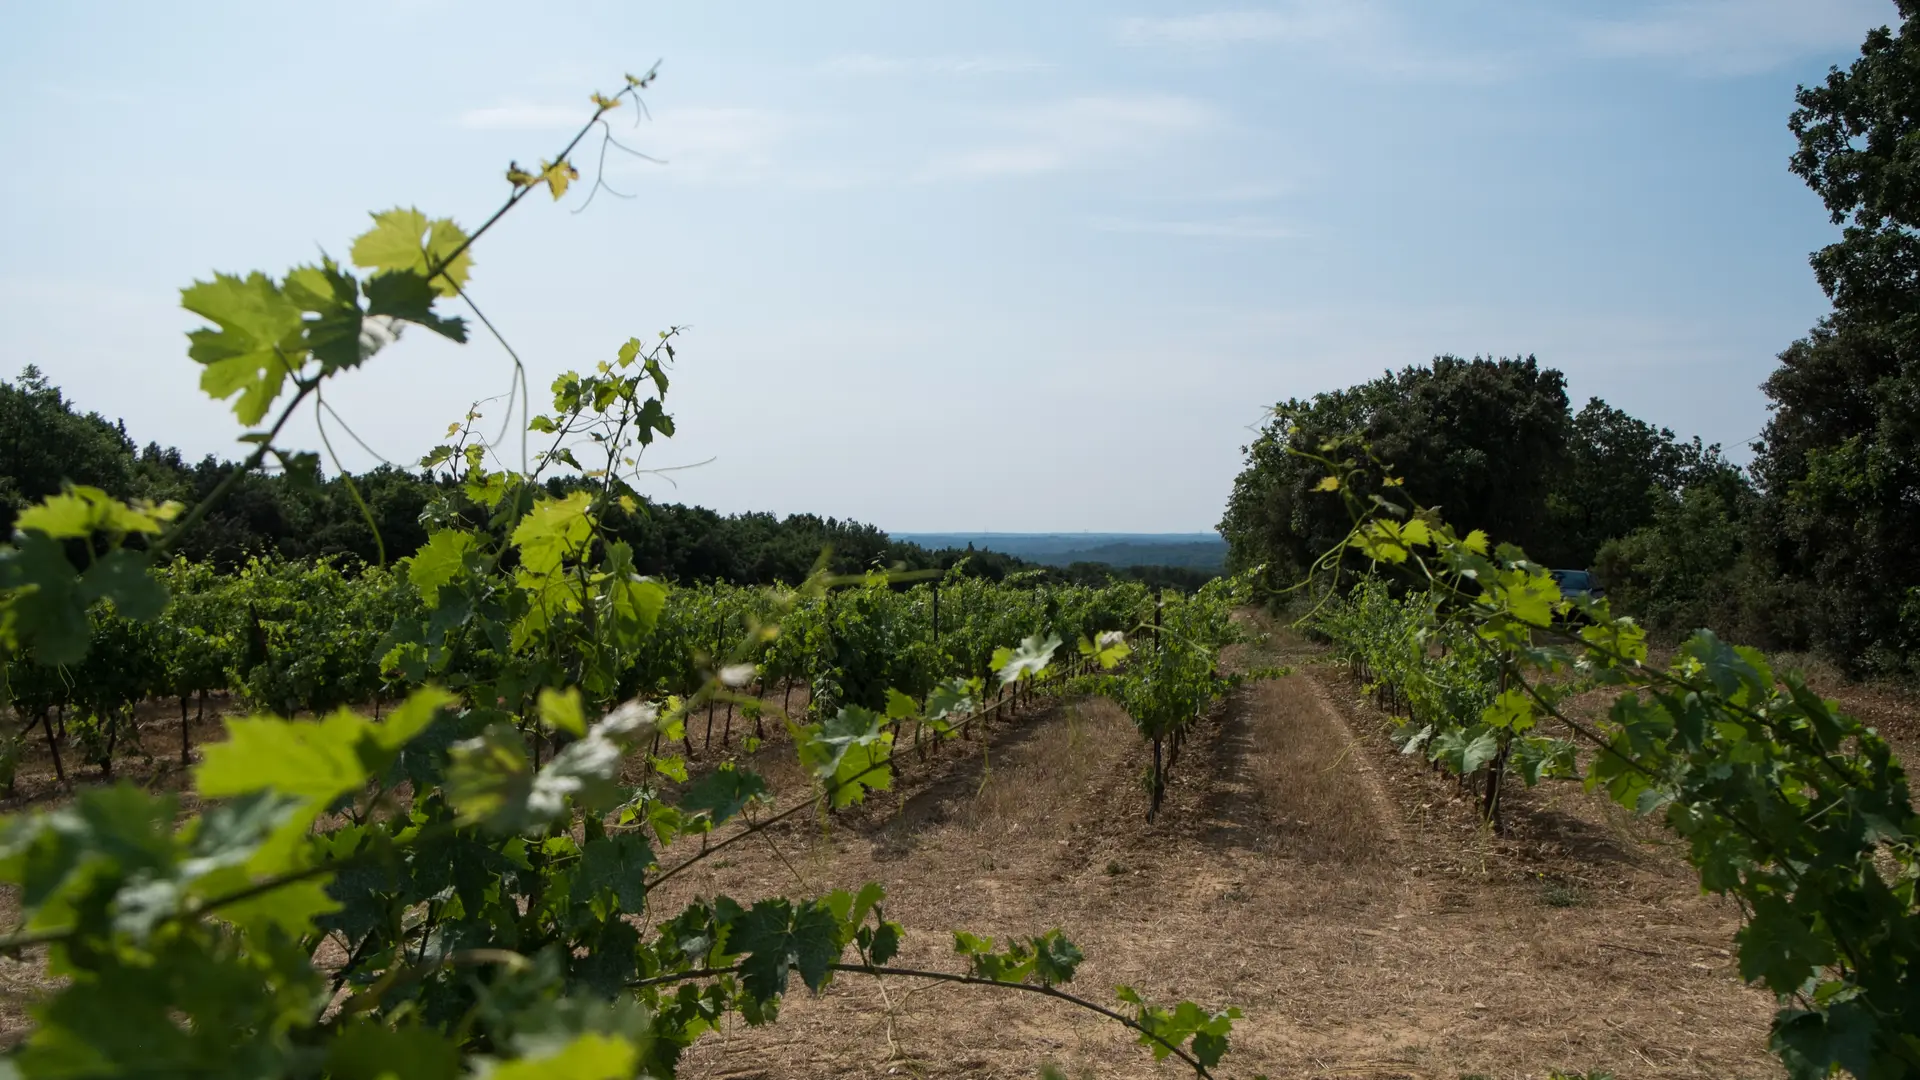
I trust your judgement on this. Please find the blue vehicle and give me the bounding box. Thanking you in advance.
[1550,571,1605,624]
[1543,568,1605,611]
[1549,569,1603,601]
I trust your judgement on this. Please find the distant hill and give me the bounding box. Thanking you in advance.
[894,533,1228,572]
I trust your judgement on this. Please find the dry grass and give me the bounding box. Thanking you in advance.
[644,621,1783,1079]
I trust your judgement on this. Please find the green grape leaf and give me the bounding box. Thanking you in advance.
[994,633,1061,685]
[1493,570,1562,628]
[78,550,167,621]
[283,259,365,372]
[1771,1002,1877,1080]
[350,208,431,278]
[486,1033,637,1080]
[1737,895,1836,994]
[197,688,452,806]
[512,491,594,576]
[679,765,768,826]
[1480,687,1534,733]
[449,702,650,834]
[539,158,580,200]
[601,543,665,644]
[1511,736,1577,785]
[796,706,894,808]
[197,713,373,803]
[409,529,479,601]
[445,724,535,830]
[1116,988,1242,1067]
[381,687,459,748]
[1078,630,1132,670]
[1030,930,1084,986]
[925,678,975,724]
[1,785,179,934]
[11,495,96,539]
[953,930,993,959]
[15,488,167,538]
[1397,723,1434,755]
[885,688,918,721]
[729,898,844,1000]
[272,448,323,489]
[14,486,176,540]
[1460,728,1501,774]
[867,920,902,964]
[182,271,306,424]
[1347,520,1411,563]
[537,687,586,737]
[349,208,473,298]
[848,881,886,928]
[363,269,469,343]
[579,832,654,912]
[645,800,688,846]
[0,532,90,664]
[326,1021,462,1080]
[215,875,340,939]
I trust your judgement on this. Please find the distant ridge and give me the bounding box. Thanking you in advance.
[893,532,1227,572]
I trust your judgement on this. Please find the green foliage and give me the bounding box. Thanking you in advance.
[0,76,1242,1080]
[1749,3,1920,677]
[1215,358,1753,646]
[1305,467,1920,1078]
[0,366,148,537]
[954,928,1084,986]
[1083,575,1277,820]
[1593,473,1761,636]
[1217,355,1578,590]
[1115,986,1242,1069]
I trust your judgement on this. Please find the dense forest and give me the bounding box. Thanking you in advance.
[1221,7,1920,681]
[0,365,1214,592]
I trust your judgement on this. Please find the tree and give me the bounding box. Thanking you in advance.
[0,365,140,534]
[1753,2,1920,675]
[1541,398,1740,569]
[1220,355,1573,591]
[1593,473,1759,637]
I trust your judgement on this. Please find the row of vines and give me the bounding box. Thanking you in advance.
[1310,576,1574,831]
[0,556,1165,788]
[1290,469,1918,1077]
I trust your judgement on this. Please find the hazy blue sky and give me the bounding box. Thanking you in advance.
[0,1,1888,532]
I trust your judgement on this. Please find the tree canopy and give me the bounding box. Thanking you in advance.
[1750,1,1920,675]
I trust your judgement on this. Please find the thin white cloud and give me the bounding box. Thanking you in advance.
[1114,4,1507,82]
[816,53,1051,76]
[615,106,793,186]
[1116,8,1356,47]
[923,95,1219,179]
[457,102,584,131]
[1091,216,1296,239]
[1572,0,1892,76]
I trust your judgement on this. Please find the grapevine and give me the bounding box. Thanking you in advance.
[1297,450,1918,1077]
[0,75,1249,1078]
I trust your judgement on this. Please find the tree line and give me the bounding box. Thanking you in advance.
[1222,5,1920,681]
[0,365,1213,593]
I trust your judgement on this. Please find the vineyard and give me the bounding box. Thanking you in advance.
[0,73,1268,1067]
[1,30,1919,1080]
[0,555,1182,790]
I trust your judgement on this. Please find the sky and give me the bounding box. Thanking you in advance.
[0,1,1891,533]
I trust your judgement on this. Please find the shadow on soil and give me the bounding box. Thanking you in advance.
[842,707,1062,863]
[1194,688,1270,855]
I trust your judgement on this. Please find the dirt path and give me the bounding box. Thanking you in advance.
[651,623,1781,1080]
